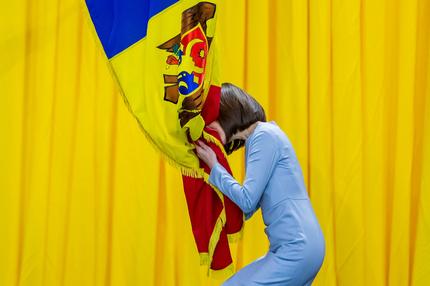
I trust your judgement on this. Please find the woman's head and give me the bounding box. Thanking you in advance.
[218,82,266,154]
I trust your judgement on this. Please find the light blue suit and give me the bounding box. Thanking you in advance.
[209,121,325,286]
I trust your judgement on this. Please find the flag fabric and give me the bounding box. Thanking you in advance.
[84,0,244,275]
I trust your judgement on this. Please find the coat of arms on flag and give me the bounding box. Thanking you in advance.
[84,0,244,275]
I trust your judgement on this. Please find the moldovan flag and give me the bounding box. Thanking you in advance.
[84,0,244,275]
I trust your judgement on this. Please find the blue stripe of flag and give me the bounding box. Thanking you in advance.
[86,0,179,59]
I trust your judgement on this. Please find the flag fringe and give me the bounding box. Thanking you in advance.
[202,131,229,159]
[207,214,225,274]
[83,5,243,276]
[228,223,244,243]
[199,255,235,279]
[112,71,208,178]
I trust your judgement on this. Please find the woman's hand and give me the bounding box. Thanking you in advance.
[194,140,218,169]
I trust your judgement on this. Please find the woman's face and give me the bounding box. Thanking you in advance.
[207,121,227,145]
[207,121,251,145]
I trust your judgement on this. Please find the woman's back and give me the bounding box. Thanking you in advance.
[208,120,325,285]
[244,122,324,252]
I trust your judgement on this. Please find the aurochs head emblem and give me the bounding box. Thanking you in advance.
[157,2,216,127]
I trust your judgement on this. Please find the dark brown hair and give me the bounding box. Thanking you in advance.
[218,82,266,154]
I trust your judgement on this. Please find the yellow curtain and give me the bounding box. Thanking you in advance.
[1,0,429,285]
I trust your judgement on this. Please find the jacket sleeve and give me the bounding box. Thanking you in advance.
[244,202,260,221]
[208,130,279,215]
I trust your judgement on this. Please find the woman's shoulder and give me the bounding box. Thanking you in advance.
[246,121,282,147]
[251,121,293,151]
[256,121,283,138]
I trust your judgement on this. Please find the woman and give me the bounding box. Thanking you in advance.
[194,83,325,286]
